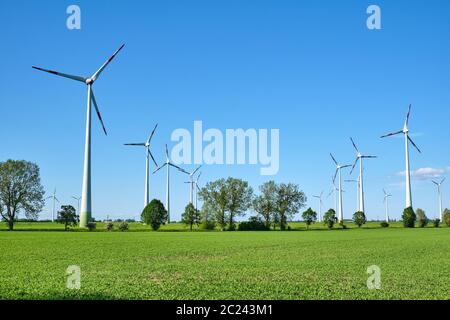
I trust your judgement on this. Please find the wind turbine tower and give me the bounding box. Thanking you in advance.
[330,154,351,224]
[432,178,445,221]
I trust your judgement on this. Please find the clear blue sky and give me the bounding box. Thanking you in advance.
[1,0,449,221]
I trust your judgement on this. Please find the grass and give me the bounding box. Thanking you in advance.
[0,222,448,300]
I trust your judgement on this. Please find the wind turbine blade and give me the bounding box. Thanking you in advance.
[405,104,412,127]
[165,144,169,160]
[55,197,60,203]
[197,185,201,191]
[197,172,202,181]
[153,163,167,174]
[192,165,202,176]
[332,169,338,184]
[168,163,188,174]
[408,136,421,153]
[432,180,439,186]
[124,143,145,146]
[148,150,158,167]
[91,44,125,81]
[350,157,358,175]
[441,178,446,184]
[147,124,158,144]
[341,165,352,169]
[90,89,107,135]
[350,137,359,153]
[383,189,387,195]
[32,66,86,82]
[330,153,338,165]
[380,130,403,138]
[362,155,377,158]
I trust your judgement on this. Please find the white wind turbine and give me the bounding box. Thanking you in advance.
[153,144,187,224]
[383,189,392,222]
[181,166,202,204]
[46,188,59,222]
[124,124,158,208]
[33,44,125,228]
[330,154,352,223]
[72,196,81,215]
[431,178,445,221]
[327,176,339,213]
[313,191,324,222]
[194,172,202,211]
[381,105,421,209]
[349,137,377,213]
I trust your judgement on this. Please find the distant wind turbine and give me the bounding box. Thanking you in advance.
[46,188,59,222]
[72,196,81,215]
[383,189,392,222]
[181,166,202,204]
[381,105,421,209]
[345,179,359,213]
[124,124,158,208]
[432,178,445,221]
[349,137,377,213]
[330,153,352,223]
[194,172,202,212]
[327,176,339,213]
[313,191,324,222]
[33,44,125,227]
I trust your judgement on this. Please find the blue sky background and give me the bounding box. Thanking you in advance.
[1,0,449,221]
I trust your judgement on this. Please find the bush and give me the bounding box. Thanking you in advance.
[432,219,440,228]
[238,216,270,231]
[105,222,114,231]
[352,211,366,228]
[416,208,428,228]
[444,209,450,227]
[118,222,129,232]
[141,199,168,231]
[323,209,337,229]
[199,220,216,230]
[380,221,389,228]
[87,222,96,231]
[402,207,416,228]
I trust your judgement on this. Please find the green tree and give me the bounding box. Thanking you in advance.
[198,179,228,231]
[0,160,45,231]
[352,211,366,228]
[323,209,337,229]
[182,203,201,231]
[302,207,317,230]
[443,209,450,227]
[141,199,167,231]
[56,205,78,231]
[252,181,277,229]
[225,177,253,231]
[274,183,306,230]
[402,207,416,228]
[416,208,428,228]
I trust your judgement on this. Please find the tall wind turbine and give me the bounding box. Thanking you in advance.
[46,188,59,222]
[181,166,202,204]
[194,172,202,211]
[153,144,187,223]
[349,137,377,214]
[33,44,125,228]
[330,154,352,223]
[381,105,421,209]
[432,178,445,221]
[313,191,324,222]
[383,189,392,222]
[72,196,81,215]
[124,124,158,207]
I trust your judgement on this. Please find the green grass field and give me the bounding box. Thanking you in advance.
[0,222,448,300]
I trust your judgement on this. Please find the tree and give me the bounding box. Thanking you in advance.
[416,208,428,228]
[302,207,317,230]
[402,207,416,228]
[443,209,450,227]
[225,178,253,231]
[352,211,366,228]
[323,209,337,229]
[198,179,228,231]
[0,160,45,231]
[56,205,78,230]
[141,199,167,231]
[252,181,277,229]
[182,203,200,231]
[274,183,306,230]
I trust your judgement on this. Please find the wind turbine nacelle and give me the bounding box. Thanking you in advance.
[85,78,94,85]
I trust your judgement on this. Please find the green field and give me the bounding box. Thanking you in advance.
[0,222,449,300]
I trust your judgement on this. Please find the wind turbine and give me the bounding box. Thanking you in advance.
[153,144,187,223]
[327,176,339,213]
[381,105,421,209]
[383,189,392,222]
[313,191,324,222]
[33,44,125,228]
[194,172,202,212]
[181,166,202,204]
[432,178,445,221]
[124,124,158,208]
[72,196,81,215]
[345,178,360,213]
[46,188,59,222]
[330,153,352,223]
[349,137,377,213]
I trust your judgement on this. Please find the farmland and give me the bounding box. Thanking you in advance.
[0,222,448,300]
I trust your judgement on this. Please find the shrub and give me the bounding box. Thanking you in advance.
[432,219,440,228]
[444,209,450,227]
[87,222,96,231]
[141,199,167,231]
[105,222,114,231]
[323,209,337,229]
[352,211,366,228]
[118,222,129,232]
[402,207,416,228]
[301,208,317,230]
[199,220,216,230]
[380,221,389,228]
[416,208,428,228]
[238,216,270,231]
